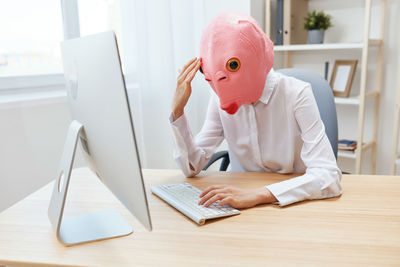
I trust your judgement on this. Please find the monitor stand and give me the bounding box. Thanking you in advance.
[48,120,133,246]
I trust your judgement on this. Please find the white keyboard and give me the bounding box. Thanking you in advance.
[151,183,240,225]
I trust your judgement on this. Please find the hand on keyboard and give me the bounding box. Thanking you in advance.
[151,183,241,225]
[198,184,277,209]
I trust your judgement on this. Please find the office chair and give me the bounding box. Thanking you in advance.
[203,68,338,171]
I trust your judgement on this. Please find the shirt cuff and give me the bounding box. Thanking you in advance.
[170,112,193,137]
[265,184,296,207]
[169,113,196,156]
[170,112,186,125]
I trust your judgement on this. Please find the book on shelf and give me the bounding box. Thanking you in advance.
[267,0,308,45]
[338,139,357,151]
[283,0,308,45]
[268,0,283,45]
[276,0,283,45]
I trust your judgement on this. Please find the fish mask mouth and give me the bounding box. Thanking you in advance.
[221,102,239,115]
[199,12,274,115]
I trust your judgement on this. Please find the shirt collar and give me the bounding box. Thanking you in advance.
[258,68,279,105]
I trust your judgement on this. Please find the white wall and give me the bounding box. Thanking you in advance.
[0,0,253,212]
[274,0,400,174]
[0,97,71,212]
[1,0,398,213]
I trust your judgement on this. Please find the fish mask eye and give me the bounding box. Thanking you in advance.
[226,58,240,72]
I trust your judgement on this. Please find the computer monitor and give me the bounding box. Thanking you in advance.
[48,31,152,246]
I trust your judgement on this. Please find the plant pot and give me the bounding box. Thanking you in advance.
[307,30,325,44]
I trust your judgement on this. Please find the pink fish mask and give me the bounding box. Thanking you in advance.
[199,12,274,114]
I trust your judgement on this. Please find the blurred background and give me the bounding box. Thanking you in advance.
[0,0,399,212]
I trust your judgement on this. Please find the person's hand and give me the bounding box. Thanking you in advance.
[172,57,201,120]
[198,185,278,209]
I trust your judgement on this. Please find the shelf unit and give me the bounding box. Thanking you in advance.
[391,53,400,175]
[265,0,387,174]
[273,39,382,52]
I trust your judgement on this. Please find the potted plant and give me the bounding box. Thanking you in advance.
[304,10,332,44]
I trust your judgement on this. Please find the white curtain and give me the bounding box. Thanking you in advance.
[120,0,252,169]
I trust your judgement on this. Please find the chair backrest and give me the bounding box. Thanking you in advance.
[276,68,338,158]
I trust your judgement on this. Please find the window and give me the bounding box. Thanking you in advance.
[0,0,130,92]
[77,0,133,81]
[78,0,123,59]
[0,0,64,77]
[78,0,121,39]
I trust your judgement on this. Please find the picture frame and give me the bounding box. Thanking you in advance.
[330,60,358,97]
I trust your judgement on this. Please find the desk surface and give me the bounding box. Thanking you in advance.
[0,168,399,266]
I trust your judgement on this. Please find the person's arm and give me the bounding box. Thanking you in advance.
[198,141,341,207]
[265,84,342,206]
[197,84,341,209]
[198,184,277,209]
[170,58,224,177]
[170,96,224,177]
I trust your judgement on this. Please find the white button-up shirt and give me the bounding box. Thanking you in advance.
[170,69,342,206]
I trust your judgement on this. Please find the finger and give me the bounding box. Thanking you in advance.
[198,189,224,205]
[178,58,197,79]
[199,185,224,198]
[182,57,197,72]
[179,58,200,80]
[185,60,201,83]
[204,193,228,207]
[179,58,199,81]
[218,196,234,206]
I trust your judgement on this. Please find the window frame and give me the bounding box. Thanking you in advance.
[0,0,80,93]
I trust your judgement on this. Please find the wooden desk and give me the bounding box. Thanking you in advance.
[0,168,399,266]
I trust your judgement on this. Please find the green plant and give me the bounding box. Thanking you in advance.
[304,10,333,31]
